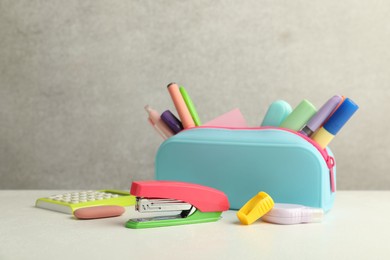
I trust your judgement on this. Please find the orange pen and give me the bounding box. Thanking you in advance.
[167,83,195,129]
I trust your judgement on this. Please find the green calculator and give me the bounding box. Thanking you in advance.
[35,190,135,214]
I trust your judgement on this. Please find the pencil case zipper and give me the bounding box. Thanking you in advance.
[180,126,336,192]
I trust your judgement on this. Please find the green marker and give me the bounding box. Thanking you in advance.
[179,86,202,126]
[279,99,317,131]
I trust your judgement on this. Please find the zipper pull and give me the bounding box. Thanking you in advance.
[326,156,336,192]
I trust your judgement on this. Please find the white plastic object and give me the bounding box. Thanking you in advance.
[261,203,324,225]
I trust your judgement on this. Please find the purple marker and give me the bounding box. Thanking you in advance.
[161,110,184,134]
[299,95,343,136]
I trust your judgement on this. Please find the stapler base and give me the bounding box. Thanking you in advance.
[125,210,222,229]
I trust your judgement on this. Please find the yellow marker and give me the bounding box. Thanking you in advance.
[311,98,359,149]
[237,192,274,225]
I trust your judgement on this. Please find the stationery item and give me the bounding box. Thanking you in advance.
[125,180,229,229]
[204,108,248,127]
[145,105,174,139]
[237,192,274,225]
[261,203,324,225]
[311,98,359,149]
[74,205,125,220]
[179,86,202,126]
[300,95,343,136]
[161,110,183,134]
[156,127,336,211]
[326,95,346,121]
[167,83,195,129]
[261,100,292,127]
[35,190,135,214]
[279,99,317,131]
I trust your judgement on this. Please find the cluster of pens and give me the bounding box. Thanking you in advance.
[145,82,359,150]
[145,83,201,140]
[262,96,359,149]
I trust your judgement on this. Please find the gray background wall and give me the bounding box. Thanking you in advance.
[1,0,388,190]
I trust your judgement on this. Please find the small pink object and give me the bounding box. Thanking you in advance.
[74,205,125,219]
[204,108,248,128]
[130,180,230,212]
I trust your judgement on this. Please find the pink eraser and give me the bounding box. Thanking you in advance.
[74,205,125,220]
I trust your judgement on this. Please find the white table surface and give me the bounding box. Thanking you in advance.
[1,190,389,260]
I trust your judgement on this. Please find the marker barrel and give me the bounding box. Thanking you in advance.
[299,95,343,136]
[180,86,201,126]
[311,98,359,148]
[280,99,317,131]
[167,83,195,129]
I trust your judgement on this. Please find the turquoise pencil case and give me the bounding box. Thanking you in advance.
[155,127,336,212]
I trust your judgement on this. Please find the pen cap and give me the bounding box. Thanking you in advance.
[261,100,292,127]
[323,98,359,135]
[305,95,343,132]
[279,99,317,131]
[161,110,183,134]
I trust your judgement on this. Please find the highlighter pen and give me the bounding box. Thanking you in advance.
[167,83,195,129]
[279,99,317,131]
[161,110,183,134]
[300,95,343,136]
[144,105,174,140]
[325,95,345,121]
[179,86,202,126]
[261,100,292,127]
[311,98,359,149]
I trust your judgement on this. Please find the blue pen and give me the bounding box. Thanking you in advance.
[311,98,359,149]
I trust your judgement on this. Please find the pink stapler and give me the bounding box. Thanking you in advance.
[125,180,229,229]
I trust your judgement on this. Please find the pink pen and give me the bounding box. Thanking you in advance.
[144,105,174,140]
[167,83,195,129]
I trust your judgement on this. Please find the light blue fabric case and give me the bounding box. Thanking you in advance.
[155,127,336,212]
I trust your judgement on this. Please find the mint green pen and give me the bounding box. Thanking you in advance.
[179,86,201,126]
